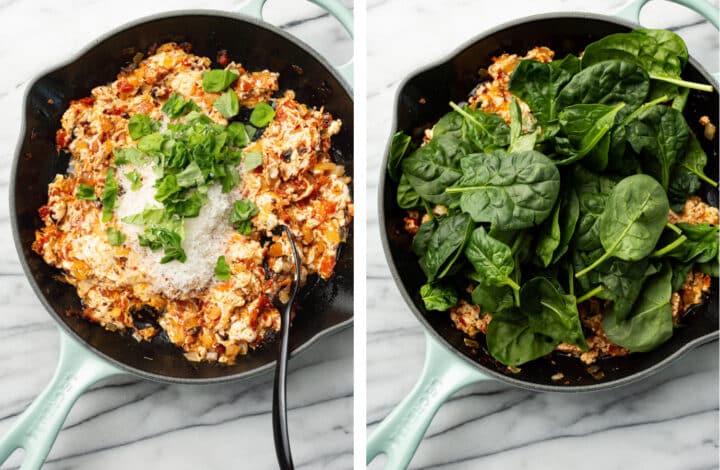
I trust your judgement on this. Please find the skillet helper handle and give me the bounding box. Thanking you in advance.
[0,332,123,470]
[366,333,491,469]
[618,0,719,28]
[238,0,354,87]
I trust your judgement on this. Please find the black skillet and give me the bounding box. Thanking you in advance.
[367,1,718,468]
[0,1,353,468]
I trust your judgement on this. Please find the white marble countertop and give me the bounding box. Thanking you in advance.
[366,0,719,469]
[0,1,352,469]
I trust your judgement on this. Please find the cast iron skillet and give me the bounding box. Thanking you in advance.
[368,1,718,468]
[0,1,353,469]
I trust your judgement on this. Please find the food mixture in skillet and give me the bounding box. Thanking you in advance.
[389,29,718,369]
[34,43,353,364]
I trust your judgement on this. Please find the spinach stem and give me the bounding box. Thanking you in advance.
[505,277,521,292]
[568,263,575,297]
[577,286,603,304]
[649,74,713,92]
[651,235,687,257]
[575,250,611,278]
[510,235,523,255]
[666,222,682,234]
[692,169,719,188]
[621,95,670,126]
[422,200,435,221]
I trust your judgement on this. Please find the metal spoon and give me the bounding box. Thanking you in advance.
[273,225,300,470]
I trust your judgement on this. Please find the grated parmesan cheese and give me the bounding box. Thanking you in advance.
[116,163,239,298]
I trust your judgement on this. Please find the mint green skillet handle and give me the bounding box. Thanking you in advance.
[618,0,719,27]
[238,0,354,87]
[0,332,124,470]
[367,333,491,469]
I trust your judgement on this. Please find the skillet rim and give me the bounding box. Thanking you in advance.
[11,9,353,385]
[379,10,719,393]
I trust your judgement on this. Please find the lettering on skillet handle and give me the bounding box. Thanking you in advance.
[388,377,442,445]
[26,373,80,445]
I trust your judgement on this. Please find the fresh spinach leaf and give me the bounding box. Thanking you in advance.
[402,134,469,206]
[419,213,473,281]
[553,188,580,263]
[471,281,514,313]
[446,150,560,230]
[412,219,437,256]
[464,226,520,292]
[661,223,719,264]
[572,166,618,251]
[576,174,669,277]
[486,308,556,366]
[603,263,674,352]
[521,277,588,349]
[397,174,422,209]
[508,96,537,152]
[448,102,510,151]
[420,282,459,311]
[508,54,580,125]
[555,103,625,168]
[388,131,413,182]
[625,104,689,189]
[555,60,649,120]
[535,195,561,267]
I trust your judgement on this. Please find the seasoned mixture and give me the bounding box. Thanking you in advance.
[34,43,352,363]
[391,30,718,370]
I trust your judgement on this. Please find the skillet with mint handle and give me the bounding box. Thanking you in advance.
[0,1,354,469]
[369,1,718,468]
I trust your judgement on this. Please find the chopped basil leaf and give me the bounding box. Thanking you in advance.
[249,102,275,127]
[154,174,180,203]
[106,227,126,246]
[138,227,186,263]
[114,147,152,166]
[214,255,231,280]
[76,183,96,200]
[176,161,205,188]
[213,89,239,119]
[126,170,142,190]
[202,69,239,93]
[128,114,158,140]
[101,167,119,222]
[137,133,165,153]
[162,93,200,119]
[227,122,249,147]
[244,151,263,171]
[229,199,258,235]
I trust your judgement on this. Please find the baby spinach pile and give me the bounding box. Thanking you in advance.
[388,29,718,367]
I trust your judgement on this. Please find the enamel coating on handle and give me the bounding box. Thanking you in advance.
[366,333,491,469]
[0,332,123,470]
[618,0,719,28]
[239,0,354,87]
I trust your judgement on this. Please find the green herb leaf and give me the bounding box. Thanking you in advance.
[215,255,231,280]
[229,200,259,234]
[176,161,205,188]
[249,102,275,127]
[106,227,126,246]
[214,89,239,119]
[420,282,458,311]
[126,171,142,191]
[202,69,239,93]
[101,167,119,222]
[162,93,200,119]
[418,213,473,282]
[114,147,152,166]
[76,183,96,200]
[227,122,250,147]
[244,151,263,171]
[137,133,165,153]
[128,114,158,140]
[387,131,413,182]
[154,174,180,203]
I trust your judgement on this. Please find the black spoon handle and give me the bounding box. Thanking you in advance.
[273,225,301,470]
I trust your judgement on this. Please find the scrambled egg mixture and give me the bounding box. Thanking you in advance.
[34,43,353,364]
[411,47,715,366]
